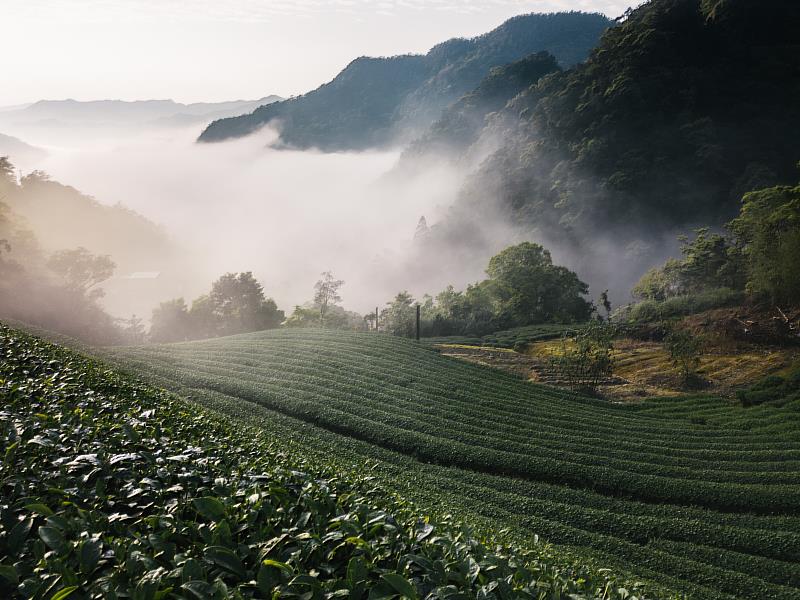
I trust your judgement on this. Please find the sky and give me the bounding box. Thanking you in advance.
[1,0,629,106]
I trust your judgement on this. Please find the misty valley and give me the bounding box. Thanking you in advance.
[1,2,800,599]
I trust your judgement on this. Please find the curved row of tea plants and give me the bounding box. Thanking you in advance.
[129,376,800,600]
[106,328,800,600]
[110,330,800,514]
[0,324,642,599]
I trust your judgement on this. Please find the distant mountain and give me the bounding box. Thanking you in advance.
[0,132,46,164]
[198,12,612,150]
[0,96,283,132]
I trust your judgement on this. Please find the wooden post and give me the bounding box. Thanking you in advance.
[416,304,420,341]
[375,307,379,332]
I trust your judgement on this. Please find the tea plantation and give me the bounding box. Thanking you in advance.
[105,328,800,600]
[0,324,641,599]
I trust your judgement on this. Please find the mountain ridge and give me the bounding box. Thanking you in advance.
[198,12,612,150]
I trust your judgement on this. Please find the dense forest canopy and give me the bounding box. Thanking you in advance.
[401,52,561,164]
[198,12,611,150]
[401,0,800,301]
[453,0,800,233]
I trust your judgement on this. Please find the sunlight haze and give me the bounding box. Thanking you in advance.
[2,0,627,105]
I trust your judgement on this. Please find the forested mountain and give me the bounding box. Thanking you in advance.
[448,0,800,236]
[5,171,174,266]
[198,12,611,150]
[406,0,799,292]
[400,52,561,165]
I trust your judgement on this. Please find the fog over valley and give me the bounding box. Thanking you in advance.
[3,4,800,599]
[9,122,471,319]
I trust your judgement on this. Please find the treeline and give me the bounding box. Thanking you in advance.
[624,176,800,322]
[381,242,592,338]
[150,272,284,342]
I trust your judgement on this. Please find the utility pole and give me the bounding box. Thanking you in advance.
[416,304,420,341]
[375,306,379,332]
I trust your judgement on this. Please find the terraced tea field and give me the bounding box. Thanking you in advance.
[108,328,800,600]
[3,324,630,599]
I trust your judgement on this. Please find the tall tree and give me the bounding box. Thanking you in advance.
[728,181,800,305]
[382,291,417,337]
[150,298,191,342]
[486,242,591,326]
[209,272,284,336]
[314,271,344,326]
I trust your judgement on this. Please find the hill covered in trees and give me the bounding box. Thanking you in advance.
[400,51,561,164]
[198,12,611,150]
[446,0,800,237]
[402,0,800,299]
[0,157,183,343]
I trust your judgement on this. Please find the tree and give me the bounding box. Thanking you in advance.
[665,328,703,386]
[0,157,16,190]
[486,242,591,326]
[728,182,800,305]
[286,303,365,330]
[150,298,191,342]
[209,272,284,336]
[631,228,745,302]
[188,294,217,339]
[119,314,146,344]
[150,273,284,341]
[631,260,683,301]
[47,247,115,299]
[382,291,417,337]
[284,305,320,328]
[599,290,612,321]
[549,321,616,394]
[313,271,344,326]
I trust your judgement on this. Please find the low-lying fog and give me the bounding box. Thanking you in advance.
[30,125,473,318]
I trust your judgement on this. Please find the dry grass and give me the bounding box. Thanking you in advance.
[527,338,799,400]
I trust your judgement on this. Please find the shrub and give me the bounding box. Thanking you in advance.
[549,321,615,393]
[665,329,704,385]
[624,288,744,323]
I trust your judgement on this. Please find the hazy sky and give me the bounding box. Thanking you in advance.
[2,0,627,106]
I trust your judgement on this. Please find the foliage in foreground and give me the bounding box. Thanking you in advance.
[0,324,638,599]
[111,328,800,599]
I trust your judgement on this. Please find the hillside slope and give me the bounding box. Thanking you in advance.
[400,51,561,164]
[109,327,800,600]
[0,133,46,166]
[198,12,611,150]
[0,323,642,598]
[446,0,800,238]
